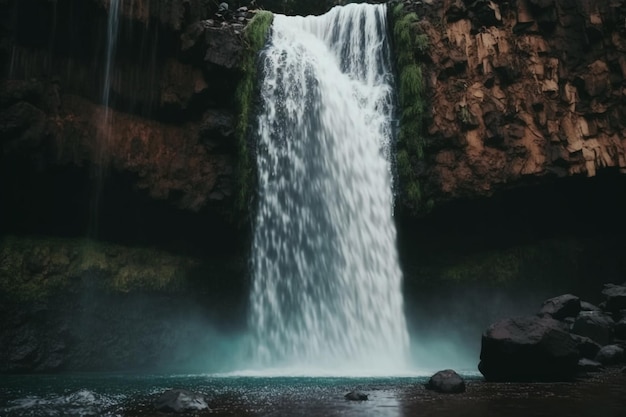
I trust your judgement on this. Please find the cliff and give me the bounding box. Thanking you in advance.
[1,0,626,373]
[399,0,626,209]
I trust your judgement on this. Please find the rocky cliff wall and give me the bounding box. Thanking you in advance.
[401,0,626,208]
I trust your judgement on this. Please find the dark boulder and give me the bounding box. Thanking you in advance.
[580,301,602,313]
[602,284,626,312]
[595,345,624,366]
[425,369,466,393]
[478,316,579,381]
[571,334,602,359]
[578,358,603,372]
[154,389,209,413]
[539,294,581,320]
[615,318,626,340]
[571,311,615,346]
[344,391,368,401]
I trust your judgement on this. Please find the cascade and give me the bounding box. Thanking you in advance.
[249,3,410,374]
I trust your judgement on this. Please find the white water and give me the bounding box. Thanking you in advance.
[249,3,410,374]
[103,0,120,110]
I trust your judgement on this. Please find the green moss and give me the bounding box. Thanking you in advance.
[0,236,197,301]
[235,11,274,215]
[406,238,586,288]
[390,4,428,213]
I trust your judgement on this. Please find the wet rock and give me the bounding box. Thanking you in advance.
[344,391,368,401]
[595,345,625,366]
[580,301,602,313]
[154,389,209,413]
[203,25,244,69]
[572,311,615,346]
[615,318,626,340]
[571,334,602,359]
[479,316,579,382]
[425,369,466,393]
[539,294,581,320]
[578,358,603,372]
[602,284,626,313]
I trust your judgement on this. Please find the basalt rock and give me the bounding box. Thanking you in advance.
[602,284,626,313]
[478,316,579,381]
[595,345,625,366]
[572,311,615,346]
[409,0,626,209]
[425,369,466,393]
[344,391,368,401]
[539,294,581,320]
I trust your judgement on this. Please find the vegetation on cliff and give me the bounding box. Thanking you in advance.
[390,3,431,213]
[0,236,198,301]
[235,10,273,215]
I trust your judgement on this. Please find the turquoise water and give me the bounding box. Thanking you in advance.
[1,371,624,416]
[0,374,431,416]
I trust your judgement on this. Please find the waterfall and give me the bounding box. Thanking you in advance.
[103,0,120,111]
[249,3,410,374]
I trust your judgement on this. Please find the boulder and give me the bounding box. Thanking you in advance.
[571,311,615,345]
[578,358,603,372]
[478,316,579,382]
[344,391,368,401]
[615,318,626,340]
[580,301,602,312]
[425,369,466,393]
[595,345,625,366]
[539,294,581,320]
[601,284,626,312]
[571,334,602,359]
[154,389,209,413]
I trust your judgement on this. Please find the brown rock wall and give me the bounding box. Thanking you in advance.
[412,0,626,204]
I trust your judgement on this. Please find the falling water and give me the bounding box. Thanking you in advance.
[89,0,120,237]
[249,3,410,374]
[103,0,120,110]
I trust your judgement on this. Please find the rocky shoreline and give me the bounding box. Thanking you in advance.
[479,282,626,381]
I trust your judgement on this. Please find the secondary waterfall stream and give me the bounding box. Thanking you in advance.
[249,3,410,374]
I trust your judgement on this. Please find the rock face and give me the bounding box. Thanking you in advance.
[425,369,466,393]
[0,0,249,222]
[407,0,626,207]
[478,316,579,381]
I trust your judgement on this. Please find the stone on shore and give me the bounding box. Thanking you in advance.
[479,316,579,381]
[425,369,466,393]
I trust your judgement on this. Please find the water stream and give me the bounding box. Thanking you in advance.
[248,4,409,374]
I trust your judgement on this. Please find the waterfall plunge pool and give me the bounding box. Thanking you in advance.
[1,371,624,416]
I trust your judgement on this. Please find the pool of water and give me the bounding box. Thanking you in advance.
[1,370,624,416]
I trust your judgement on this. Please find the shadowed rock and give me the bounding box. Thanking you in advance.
[539,294,581,320]
[344,391,368,401]
[602,284,626,313]
[595,345,625,366]
[479,316,579,381]
[571,334,602,359]
[425,369,466,393]
[580,301,602,313]
[578,358,603,372]
[572,311,615,346]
